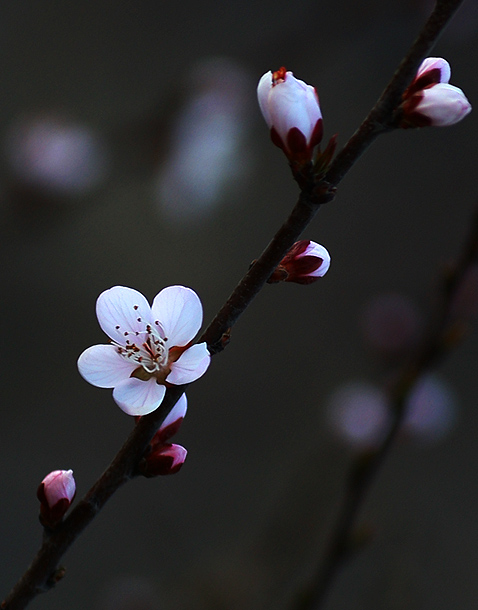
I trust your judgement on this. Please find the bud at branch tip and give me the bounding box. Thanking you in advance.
[400,57,471,128]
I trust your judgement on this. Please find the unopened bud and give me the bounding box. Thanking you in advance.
[268,240,330,284]
[257,67,323,162]
[37,469,76,528]
[140,443,188,477]
[151,394,188,448]
[138,394,188,477]
[400,57,471,128]
[407,57,451,93]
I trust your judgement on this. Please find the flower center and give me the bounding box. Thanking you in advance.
[114,324,169,375]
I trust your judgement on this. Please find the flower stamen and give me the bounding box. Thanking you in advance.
[113,326,169,375]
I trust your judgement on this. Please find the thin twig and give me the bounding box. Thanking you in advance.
[1,1,466,607]
[290,206,478,610]
[325,0,466,186]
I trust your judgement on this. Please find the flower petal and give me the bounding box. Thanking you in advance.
[167,343,210,384]
[141,443,188,476]
[154,443,188,473]
[113,377,166,416]
[417,84,472,126]
[40,470,76,506]
[267,72,322,150]
[257,71,274,127]
[303,242,331,277]
[405,58,451,97]
[77,344,137,388]
[161,393,188,431]
[416,57,451,84]
[96,286,152,344]
[154,393,188,445]
[151,285,203,346]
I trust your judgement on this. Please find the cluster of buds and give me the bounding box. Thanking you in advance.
[37,469,76,529]
[36,398,188,529]
[400,57,471,128]
[268,240,330,284]
[257,59,471,168]
[137,394,188,477]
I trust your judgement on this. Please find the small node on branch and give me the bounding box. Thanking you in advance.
[46,566,67,589]
[220,327,232,349]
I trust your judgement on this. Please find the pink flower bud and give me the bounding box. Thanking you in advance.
[138,393,188,477]
[257,67,323,161]
[37,469,76,528]
[403,84,472,127]
[140,443,188,477]
[150,394,187,448]
[401,57,471,127]
[326,381,392,449]
[268,240,330,284]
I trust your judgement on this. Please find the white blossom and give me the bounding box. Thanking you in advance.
[78,286,210,416]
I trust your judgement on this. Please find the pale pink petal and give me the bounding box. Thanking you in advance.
[153,394,188,445]
[151,285,203,346]
[166,343,210,384]
[113,377,166,416]
[418,84,471,126]
[96,286,152,344]
[417,57,451,83]
[268,72,321,146]
[142,443,188,476]
[161,393,188,430]
[257,71,274,126]
[157,443,188,469]
[77,344,137,388]
[42,470,76,505]
[305,242,331,277]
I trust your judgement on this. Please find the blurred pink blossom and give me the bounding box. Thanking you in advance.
[155,58,253,223]
[326,381,392,448]
[361,293,422,357]
[4,115,108,195]
[403,375,458,443]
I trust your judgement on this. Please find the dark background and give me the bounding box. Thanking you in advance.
[1,1,477,609]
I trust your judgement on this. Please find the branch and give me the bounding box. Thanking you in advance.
[289,203,478,610]
[325,0,466,186]
[1,1,465,607]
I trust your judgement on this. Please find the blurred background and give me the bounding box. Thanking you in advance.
[1,1,477,608]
